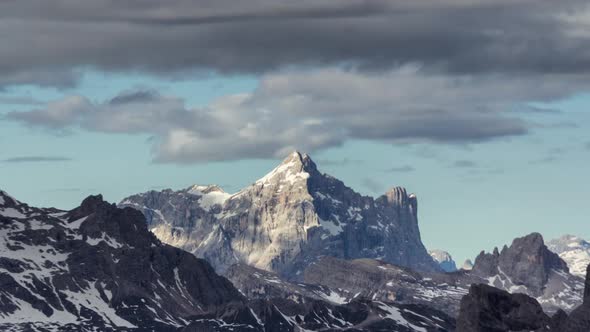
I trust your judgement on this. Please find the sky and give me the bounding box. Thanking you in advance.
[1,0,590,264]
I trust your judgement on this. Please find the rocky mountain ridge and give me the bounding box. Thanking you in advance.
[0,189,455,331]
[226,233,584,318]
[120,151,439,277]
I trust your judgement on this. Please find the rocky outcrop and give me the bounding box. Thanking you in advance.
[120,151,439,277]
[429,249,458,272]
[301,256,471,316]
[472,233,571,296]
[225,263,457,331]
[0,191,244,330]
[559,264,590,331]
[456,264,590,332]
[456,284,552,332]
[280,234,584,317]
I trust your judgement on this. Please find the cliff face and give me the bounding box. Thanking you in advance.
[120,151,439,277]
[472,232,570,295]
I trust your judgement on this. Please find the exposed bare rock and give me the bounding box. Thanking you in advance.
[120,151,439,277]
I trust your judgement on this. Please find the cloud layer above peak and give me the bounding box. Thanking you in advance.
[10,66,585,163]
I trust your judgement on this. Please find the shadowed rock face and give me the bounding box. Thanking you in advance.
[472,232,570,295]
[560,264,590,331]
[455,264,590,332]
[120,151,439,277]
[0,191,245,330]
[456,284,551,332]
[585,264,590,302]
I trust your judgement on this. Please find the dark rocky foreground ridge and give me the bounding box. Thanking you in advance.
[120,151,439,277]
[0,190,456,331]
[456,263,590,331]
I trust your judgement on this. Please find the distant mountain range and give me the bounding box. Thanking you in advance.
[1,151,589,331]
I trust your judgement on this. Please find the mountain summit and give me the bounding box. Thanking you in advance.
[120,151,439,277]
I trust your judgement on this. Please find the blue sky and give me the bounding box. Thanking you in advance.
[2,0,590,264]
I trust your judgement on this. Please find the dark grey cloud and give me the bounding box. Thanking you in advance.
[1,0,590,87]
[2,156,72,163]
[384,165,415,173]
[109,90,159,105]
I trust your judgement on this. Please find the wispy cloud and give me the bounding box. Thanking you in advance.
[528,156,557,165]
[451,160,478,168]
[317,158,363,167]
[384,165,415,173]
[2,156,72,163]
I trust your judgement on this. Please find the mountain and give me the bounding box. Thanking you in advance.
[456,263,590,332]
[561,264,590,331]
[429,250,457,272]
[0,190,246,330]
[226,233,582,317]
[0,189,454,331]
[224,262,457,331]
[461,259,474,271]
[456,284,563,332]
[547,235,590,277]
[470,232,583,311]
[119,151,439,277]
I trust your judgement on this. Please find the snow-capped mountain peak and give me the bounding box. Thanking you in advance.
[255,150,315,186]
[548,234,590,277]
[120,151,440,276]
[461,259,474,271]
[429,249,457,272]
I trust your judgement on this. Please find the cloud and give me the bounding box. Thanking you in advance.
[316,158,363,167]
[385,165,415,173]
[0,96,44,105]
[452,160,478,168]
[7,64,547,162]
[585,142,590,150]
[529,156,557,165]
[10,61,590,162]
[2,156,72,163]
[2,0,590,87]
